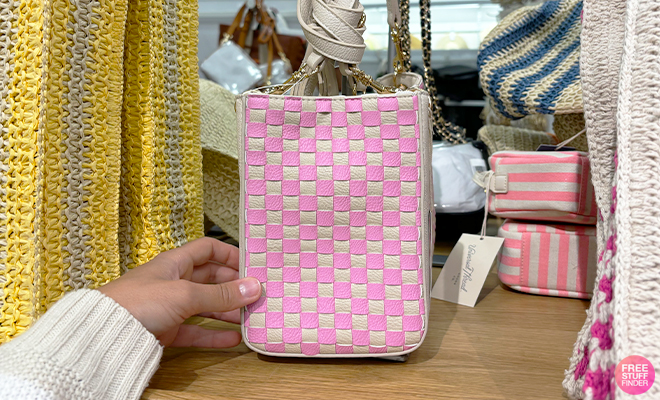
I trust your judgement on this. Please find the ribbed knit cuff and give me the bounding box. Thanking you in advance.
[5,289,163,400]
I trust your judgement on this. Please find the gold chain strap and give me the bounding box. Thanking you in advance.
[259,63,405,96]
[220,32,232,46]
[399,0,411,71]
[260,63,321,95]
[349,66,400,94]
[420,0,466,144]
[391,23,405,79]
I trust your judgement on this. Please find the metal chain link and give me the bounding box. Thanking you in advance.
[399,0,411,71]
[260,63,408,96]
[419,0,466,144]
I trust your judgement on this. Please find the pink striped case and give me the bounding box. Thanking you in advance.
[236,92,433,357]
[497,220,597,299]
[487,151,597,225]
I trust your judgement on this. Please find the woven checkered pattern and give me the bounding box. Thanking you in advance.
[241,93,426,356]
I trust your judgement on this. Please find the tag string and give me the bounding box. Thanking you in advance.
[480,171,494,238]
[555,128,586,151]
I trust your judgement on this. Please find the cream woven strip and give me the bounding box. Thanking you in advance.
[152,0,178,253]
[62,0,96,290]
[163,0,187,248]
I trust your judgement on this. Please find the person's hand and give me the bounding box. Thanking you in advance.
[98,237,261,348]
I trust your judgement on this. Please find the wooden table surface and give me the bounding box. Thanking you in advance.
[143,261,589,400]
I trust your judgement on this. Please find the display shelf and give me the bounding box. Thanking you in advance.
[445,99,486,107]
[197,0,499,74]
[144,264,588,400]
[143,221,589,400]
[361,1,499,51]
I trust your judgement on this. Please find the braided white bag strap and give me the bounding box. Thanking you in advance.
[292,0,402,96]
[298,0,401,68]
[297,0,365,68]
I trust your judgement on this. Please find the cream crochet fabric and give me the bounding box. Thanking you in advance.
[611,1,660,398]
[200,79,240,240]
[0,290,162,399]
[564,0,660,398]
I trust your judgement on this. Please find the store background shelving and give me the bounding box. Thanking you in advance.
[198,0,501,77]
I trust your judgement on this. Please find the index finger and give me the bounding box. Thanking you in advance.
[169,237,240,277]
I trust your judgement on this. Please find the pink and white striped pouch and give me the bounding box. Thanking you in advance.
[485,151,597,225]
[497,220,597,299]
[236,92,433,357]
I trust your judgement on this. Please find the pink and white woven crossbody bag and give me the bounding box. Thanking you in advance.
[236,0,433,358]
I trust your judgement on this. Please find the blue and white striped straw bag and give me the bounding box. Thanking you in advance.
[478,0,583,119]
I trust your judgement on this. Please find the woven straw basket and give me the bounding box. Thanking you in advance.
[200,79,240,240]
[478,125,558,155]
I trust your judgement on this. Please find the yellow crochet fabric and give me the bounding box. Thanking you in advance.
[178,0,204,243]
[2,0,44,342]
[0,0,203,343]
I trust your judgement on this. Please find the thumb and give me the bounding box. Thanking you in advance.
[189,277,262,314]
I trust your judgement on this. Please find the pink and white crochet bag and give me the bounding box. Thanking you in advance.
[236,0,433,357]
[482,151,597,225]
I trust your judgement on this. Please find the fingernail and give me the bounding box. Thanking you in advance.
[239,279,261,298]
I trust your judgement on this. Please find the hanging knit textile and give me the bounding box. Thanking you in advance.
[564,0,660,398]
[0,0,203,343]
[478,0,583,119]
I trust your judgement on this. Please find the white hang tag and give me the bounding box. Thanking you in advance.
[431,233,504,307]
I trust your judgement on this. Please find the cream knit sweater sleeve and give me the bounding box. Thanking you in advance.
[0,289,163,400]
